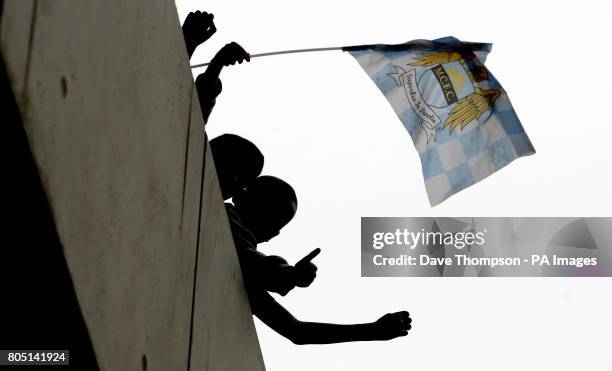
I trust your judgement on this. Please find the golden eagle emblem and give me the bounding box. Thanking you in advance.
[389,50,502,142]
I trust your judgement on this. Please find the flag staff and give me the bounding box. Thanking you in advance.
[190,46,345,69]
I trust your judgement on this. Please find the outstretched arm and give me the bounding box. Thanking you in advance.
[250,291,411,345]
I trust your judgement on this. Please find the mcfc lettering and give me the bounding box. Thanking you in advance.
[431,65,458,105]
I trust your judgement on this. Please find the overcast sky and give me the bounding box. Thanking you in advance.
[176,1,612,370]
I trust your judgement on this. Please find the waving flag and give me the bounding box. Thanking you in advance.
[345,37,535,205]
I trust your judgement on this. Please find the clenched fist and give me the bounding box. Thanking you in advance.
[211,42,250,66]
[182,11,216,57]
[372,311,412,340]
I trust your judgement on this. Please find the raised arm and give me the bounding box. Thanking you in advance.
[195,42,250,122]
[182,11,216,58]
[250,291,411,345]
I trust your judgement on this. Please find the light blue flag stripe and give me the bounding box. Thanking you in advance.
[345,36,535,205]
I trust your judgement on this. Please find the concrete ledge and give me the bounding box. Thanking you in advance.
[1,0,265,369]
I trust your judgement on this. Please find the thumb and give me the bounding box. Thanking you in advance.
[297,248,321,265]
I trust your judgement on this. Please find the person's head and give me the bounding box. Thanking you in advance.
[233,175,297,243]
[210,134,264,200]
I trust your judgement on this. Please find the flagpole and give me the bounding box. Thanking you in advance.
[190,46,345,69]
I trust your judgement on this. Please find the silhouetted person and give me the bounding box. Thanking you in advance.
[182,11,216,59]
[209,134,264,200]
[227,176,412,344]
[183,17,256,195]
[196,42,250,122]
[226,176,311,296]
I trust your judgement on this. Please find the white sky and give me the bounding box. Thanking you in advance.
[176,1,612,370]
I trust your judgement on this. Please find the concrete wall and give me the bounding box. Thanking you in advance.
[1,1,265,370]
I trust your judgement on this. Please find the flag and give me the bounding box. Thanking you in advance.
[345,36,535,206]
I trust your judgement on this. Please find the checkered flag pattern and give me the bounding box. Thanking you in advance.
[346,36,535,205]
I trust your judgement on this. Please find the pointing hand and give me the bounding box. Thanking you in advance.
[294,248,321,288]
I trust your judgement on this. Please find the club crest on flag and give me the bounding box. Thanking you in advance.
[387,52,501,144]
[345,37,535,205]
